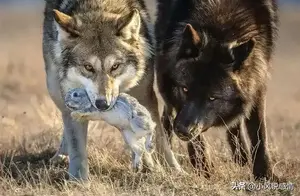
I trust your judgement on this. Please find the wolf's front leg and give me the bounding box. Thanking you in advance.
[62,111,89,180]
[153,111,183,172]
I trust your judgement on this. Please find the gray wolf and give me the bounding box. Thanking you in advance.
[155,0,279,180]
[43,0,181,180]
[61,88,156,172]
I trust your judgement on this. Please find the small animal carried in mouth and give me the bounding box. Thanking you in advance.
[63,88,156,171]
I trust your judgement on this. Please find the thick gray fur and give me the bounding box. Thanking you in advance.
[43,0,182,180]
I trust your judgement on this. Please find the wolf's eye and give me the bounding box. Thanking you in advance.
[209,97,216,101]
[84,63,94,72]
[111,63,121,71]
[182,87,188,93]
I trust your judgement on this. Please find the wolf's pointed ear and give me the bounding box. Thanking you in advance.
[53,9,81,39]
[178,24,201,59]
[117,9,141,41]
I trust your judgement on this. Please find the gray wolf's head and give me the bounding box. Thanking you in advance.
[54,8,152,110]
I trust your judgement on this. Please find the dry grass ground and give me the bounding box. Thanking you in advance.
[0,3,299,196]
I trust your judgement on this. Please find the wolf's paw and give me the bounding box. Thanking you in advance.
[254,171,280,183]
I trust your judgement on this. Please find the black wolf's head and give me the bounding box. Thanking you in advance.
[161,24,258,140]
[157,0,278,140]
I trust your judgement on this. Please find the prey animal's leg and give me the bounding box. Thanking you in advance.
[132,151,143,172]
[142,132,155,171]
[131,151,136,170]
[145,132,154,153]
[129,120,156,171]
[62,111,89,180]
[122,130,144,172]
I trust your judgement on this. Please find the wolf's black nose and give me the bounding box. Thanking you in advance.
[173,123,192,141]
[174,124,189,135]
[95,99,110,111]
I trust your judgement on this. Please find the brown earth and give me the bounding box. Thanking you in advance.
[0,3,299,196]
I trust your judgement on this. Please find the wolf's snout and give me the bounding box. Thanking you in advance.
[174,123,190,135]
[174,123,193,141]
[95,99,110,111]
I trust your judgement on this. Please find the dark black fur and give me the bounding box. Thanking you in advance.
[155,0,278,180]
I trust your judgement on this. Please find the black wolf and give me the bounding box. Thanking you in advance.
[155,0,278,180]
